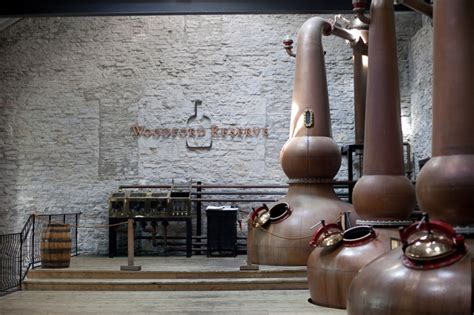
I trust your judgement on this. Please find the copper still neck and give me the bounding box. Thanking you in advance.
[363,0,404,175]
[289,18,332,139]
[416,0,474,226]
[281,17,342,180]
[353,37,368,146]
[432,1,474,157]
[352,0,415,220]
[350,18,369,145]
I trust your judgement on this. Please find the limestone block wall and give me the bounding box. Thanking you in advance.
[0,13,422,254]
[408,17,433,176]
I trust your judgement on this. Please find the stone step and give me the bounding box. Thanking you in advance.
[27,268,307,280]
[22,277,308,291]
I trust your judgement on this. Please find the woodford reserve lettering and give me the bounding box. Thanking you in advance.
[130,124,269,138]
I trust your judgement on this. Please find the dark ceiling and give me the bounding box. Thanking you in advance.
[1,0,410,17]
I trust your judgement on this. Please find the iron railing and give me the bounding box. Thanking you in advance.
[0,212,81,294]
[114,182,354,255]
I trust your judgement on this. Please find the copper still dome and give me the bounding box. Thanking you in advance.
[347,218,471,315]
[307,224,398,308]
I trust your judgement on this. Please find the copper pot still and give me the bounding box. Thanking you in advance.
[307,219,399,309]
[250,17,353,266]
[347,217,471,315]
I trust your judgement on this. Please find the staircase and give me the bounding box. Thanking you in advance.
[23,268,308,291]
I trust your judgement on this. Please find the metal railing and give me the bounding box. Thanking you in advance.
[115,181,354,255]
[0,212,81,294]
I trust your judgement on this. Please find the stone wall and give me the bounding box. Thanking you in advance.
[408,16,433,176]
[0,13,423,254]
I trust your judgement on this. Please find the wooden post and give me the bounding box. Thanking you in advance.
[120,219,141,271]
[240,219,259,271]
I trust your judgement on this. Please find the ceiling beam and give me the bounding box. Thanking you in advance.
[0,0,409,17]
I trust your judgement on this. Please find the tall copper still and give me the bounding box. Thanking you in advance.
[347,1,474,314]
[307,0,416,308]
[250,17,353,266]
[351,0,415,220]
[416,0,474,227]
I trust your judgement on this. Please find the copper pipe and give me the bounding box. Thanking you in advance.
[395,0,433,18]
[330,25,359,42]
[283,25,360,59]
[416,0,474,226]
[352,0,416,220]
[283,38,296,57]
[330,16,369,146]
[353,0,371,25]
[355,10,371,25]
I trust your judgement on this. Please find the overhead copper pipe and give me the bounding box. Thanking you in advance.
[283,24,360,59]
[352,0,415,220]
[416,0,474,226]
[395,0,433,18]
[251,17,354,266]
[330,25,359,43]
[353,0,372,25]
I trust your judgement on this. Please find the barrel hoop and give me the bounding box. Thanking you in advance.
[42,264,70,268]
[41,238,72,242]
[41,248,72,254]
[42,260,71,264]
[43,228,70,232]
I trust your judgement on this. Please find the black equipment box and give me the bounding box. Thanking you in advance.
[206,209,238,257]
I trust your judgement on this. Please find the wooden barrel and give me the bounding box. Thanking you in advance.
[40,224,72,268]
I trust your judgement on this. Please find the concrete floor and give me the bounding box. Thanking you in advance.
[0,256,346,314]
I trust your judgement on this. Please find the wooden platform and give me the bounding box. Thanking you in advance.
[23,256,308,291]
[4,256,347,314]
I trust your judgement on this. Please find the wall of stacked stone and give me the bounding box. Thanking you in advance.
[0,13,424,254]
[408,16,433,177]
